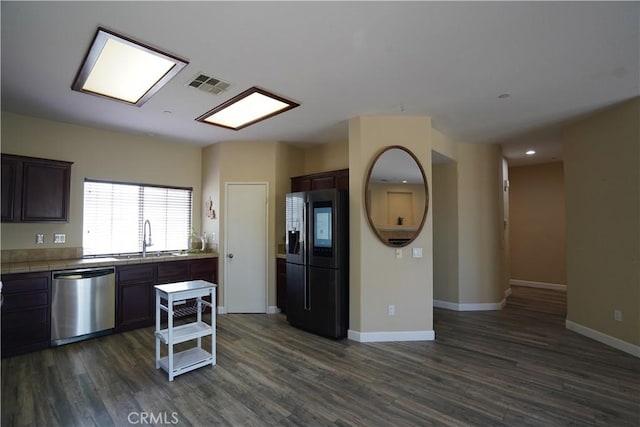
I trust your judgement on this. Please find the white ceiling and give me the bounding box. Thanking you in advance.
[2,2,638,166]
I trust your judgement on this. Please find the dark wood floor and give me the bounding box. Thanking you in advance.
[2,286,639,426]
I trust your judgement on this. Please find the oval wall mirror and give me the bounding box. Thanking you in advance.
[365,146,429,247]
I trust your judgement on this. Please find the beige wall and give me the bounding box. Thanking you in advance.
[432,161,459,303]
[509,162,566,285]
[303,140,348,175]
[276,143,305,249]
[201,140,281,309]
[2,111,511,333]
[563,97,640,347]
[202,144,221,252]
[1,112,202,251]
[431,142,504,307]
[201,139,343,311]
[349,116,433,334]
[501,158,511,296]
[456,143,504,305]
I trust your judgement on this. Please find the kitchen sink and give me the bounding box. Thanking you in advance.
[108,252,191,260]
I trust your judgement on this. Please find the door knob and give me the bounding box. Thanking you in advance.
[227,253,234,259]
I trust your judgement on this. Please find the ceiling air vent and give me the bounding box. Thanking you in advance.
[186,73,231,95]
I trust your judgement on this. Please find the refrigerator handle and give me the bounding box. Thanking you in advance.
[304,200,311,311]
[304,200,309,266]
[304,267,309,310]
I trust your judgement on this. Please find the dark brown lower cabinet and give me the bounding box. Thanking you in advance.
[189,258,218,283]
[116,264,155,331]
[1,271,51,358]
[157,260,189,283]
[116,257,218,330]
[0,257,218,356]
[189,257,218,308]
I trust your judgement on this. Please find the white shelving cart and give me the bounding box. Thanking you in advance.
[154,280,217,381]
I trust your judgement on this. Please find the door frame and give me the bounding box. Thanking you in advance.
[223,181,269,313]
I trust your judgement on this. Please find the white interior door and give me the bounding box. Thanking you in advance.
[224,183,268,313]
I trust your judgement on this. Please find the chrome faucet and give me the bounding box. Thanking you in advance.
[142,219,153,257]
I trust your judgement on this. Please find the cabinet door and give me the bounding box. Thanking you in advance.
[1,271,51,358]
[188,258,218,314]
[311,175,335,190]
[291,169,349,193]
[335,169,349,191]
[291,177,311,192]
[1,156,18,222]
[2,307,50,357]
[157,260,189,284]
[118,282,154,330]
[21,159,71,222]
[189,258,217,282]
[116,264,155,331]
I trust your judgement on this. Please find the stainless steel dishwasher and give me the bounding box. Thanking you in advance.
[51,267,116,346]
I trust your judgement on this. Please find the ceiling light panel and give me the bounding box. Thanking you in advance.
[196,87,300,131]
[72,27,188,106]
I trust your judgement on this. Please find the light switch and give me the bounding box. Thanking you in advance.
[53,233,66,244]
[412,248,423,258]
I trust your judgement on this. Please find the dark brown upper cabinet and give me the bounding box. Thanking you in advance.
[1,154,73,223]
[290,168,348,193]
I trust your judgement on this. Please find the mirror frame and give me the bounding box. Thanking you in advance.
[364,145,429,247]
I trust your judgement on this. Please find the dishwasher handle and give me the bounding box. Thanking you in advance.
[53,267,115,280]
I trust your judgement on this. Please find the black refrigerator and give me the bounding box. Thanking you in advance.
[285,189,348,339]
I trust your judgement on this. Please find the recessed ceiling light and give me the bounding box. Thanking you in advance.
[196,86,299,130]
[72,27,188,106]
[526,150,536,155]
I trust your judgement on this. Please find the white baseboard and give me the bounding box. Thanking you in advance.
[566,320,640,358]
[218,306,281,314]
[505,287,512,298]
[348,329,435,342]
[433,300,459,311]
[433,299,505,311]
[510,279,566,292]
[267,306,281,314]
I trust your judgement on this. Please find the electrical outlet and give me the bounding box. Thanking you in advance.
[53,233,66,244]
[388,305,395,316]
[614,309,622,321]
[35,233,44,244]
[395,249,402,259]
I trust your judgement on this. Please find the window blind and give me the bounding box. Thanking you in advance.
[83,179,193,256]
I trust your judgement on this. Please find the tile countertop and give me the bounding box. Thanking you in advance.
[1,252,218,274]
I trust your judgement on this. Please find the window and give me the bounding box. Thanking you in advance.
[83,179,192,256]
